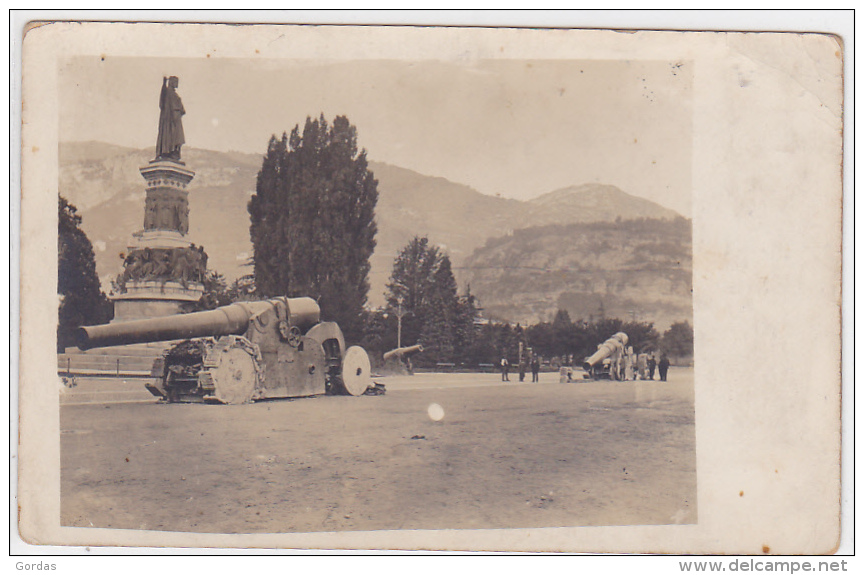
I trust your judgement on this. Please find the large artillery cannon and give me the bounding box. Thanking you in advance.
[582,332,629,380]
[76,297,371,404]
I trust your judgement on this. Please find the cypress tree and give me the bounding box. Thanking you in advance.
[248,116,378,342]
[248,133,290,296]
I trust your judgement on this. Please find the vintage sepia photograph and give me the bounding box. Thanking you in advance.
[18,21,843,554]
[56,52,696,534]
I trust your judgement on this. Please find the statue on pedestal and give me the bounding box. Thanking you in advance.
[109,77,200,322]
[156,76,185,161]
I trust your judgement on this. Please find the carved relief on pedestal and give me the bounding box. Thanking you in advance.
[116,245,209,292]
[143,189,190,234]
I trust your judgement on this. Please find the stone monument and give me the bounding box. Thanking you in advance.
[111,76,207,322]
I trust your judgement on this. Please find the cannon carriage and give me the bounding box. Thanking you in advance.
[75,297,371,404]
[582,332,629,380]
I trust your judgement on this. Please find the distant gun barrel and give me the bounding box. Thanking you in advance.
[582,332,629,371]
[75,297,320,350]
[383,344,424,362]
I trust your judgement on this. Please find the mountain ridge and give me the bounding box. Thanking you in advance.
[58,141,689,322]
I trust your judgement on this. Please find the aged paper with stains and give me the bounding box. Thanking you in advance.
[19,22,842,553]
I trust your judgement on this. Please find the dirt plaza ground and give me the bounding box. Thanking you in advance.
[60,368,696,533]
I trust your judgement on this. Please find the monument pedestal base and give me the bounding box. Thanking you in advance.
[129,229,190,250]
[111,280,204,323]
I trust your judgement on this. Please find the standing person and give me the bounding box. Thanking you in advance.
[637,353,648,380]
[658,354,671,382]
[648,354,657,380]
[531,357,541,382]
[623,348,634,381]
[518,360,526,382]
[500,357,510,382]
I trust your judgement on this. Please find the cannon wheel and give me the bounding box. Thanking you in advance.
[209,336,263,404]
[339,346,372,396]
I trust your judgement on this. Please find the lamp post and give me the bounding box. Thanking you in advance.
[383,297,407,350]
[395,298,405,349]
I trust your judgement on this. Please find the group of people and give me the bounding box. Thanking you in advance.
[618,349,670,381]
[500,351,672,382]
[500,357,541,382]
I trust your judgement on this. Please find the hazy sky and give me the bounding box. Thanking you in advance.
[59,56,692,216]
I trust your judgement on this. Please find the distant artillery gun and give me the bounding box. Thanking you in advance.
[582,332,629,380]
[75,297,372,403]
[382,344,424,362]
[382,344,423,374]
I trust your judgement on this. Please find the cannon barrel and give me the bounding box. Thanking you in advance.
[382,344,424,362]
[75,297,320,350]
[582,332,629,371]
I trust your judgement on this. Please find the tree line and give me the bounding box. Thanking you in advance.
[58,113,693,366]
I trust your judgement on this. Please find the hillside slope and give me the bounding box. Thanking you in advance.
[461,217,693,331]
